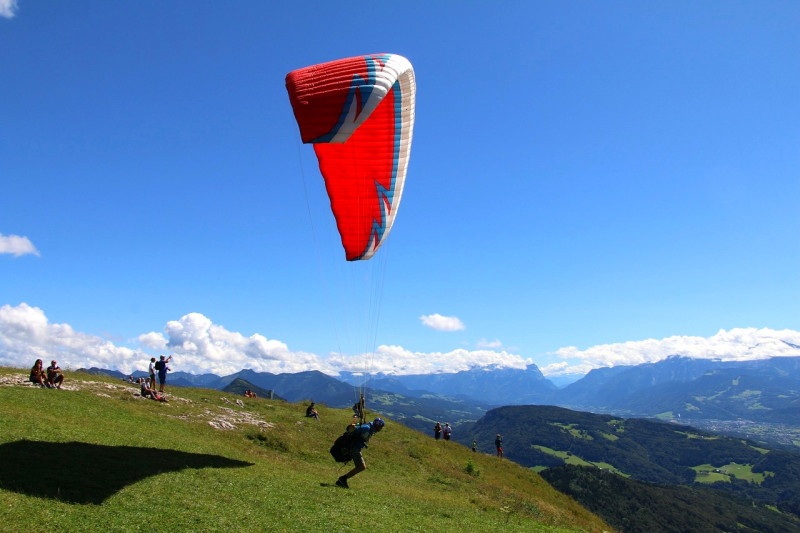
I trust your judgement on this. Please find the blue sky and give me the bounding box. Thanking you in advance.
[2,1,799,380]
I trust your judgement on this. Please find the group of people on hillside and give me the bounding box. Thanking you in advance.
[29,354,176,402]
[137,376,168,402]
[148,355,173,393]
[433,421,504,457]
[244,389,258,398]
[433,421,452,441]
[140,355,173,401]
[29,359,64,389]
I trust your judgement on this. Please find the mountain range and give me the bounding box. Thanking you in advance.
[81,355,800,445]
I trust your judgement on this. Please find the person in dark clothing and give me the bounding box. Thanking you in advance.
[46,360,64,389]
[336,418,385,489]
[29,359,47,387]
[155,355,173,392]
[495,434,503,458]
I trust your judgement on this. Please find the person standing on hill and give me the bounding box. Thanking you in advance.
[148,357,157,390]
[495,434,503,458]
[155,355,172,392]
[443,423,452,441]
[335,418,385,489]
[434,422,442,440]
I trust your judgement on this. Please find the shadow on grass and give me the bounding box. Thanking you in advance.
[0,439,254,504]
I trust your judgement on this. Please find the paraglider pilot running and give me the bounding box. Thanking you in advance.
[336,418,385,489]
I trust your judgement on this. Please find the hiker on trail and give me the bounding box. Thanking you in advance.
[443,423,452,441]
[472,439,477,452]
[155,355,172,392]
[46,360,64,389]
[495,434,503,458]
[434,422,442,440]
[139,378,167,402]
[148,357,157,390]
[306,402,320,420]
[335,417,385,489]
[29,359,47,387]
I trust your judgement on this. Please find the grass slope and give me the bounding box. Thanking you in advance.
[0,368,609,532]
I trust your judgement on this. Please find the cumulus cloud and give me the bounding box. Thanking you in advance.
[0,304,335,376]
[541,328,800,376]
[2,304,799,381]
[0,304,531,376]
[139,312,333,376]
[0,303,142,373]
[0,0,17,18]
[420,313,465,332]
[0,234,40,257]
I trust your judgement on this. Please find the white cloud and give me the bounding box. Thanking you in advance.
[139,312,333,376]
[0,303,142,372]
[0,0,17,19]
[0,234,40,257]
[420,313,465,332]
[0,304,530,376]
[329,344,531,375]
[476,338,503,349]
[2,305,799,382]
[541,328,800,376]
[540,361,599,377]
[137,331,167,351]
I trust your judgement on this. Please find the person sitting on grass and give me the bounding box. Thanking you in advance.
[139,378,168,402]
[29,359,47,387]
[335,417,385,489]
[306,402,320,420]
[46,360,64,389]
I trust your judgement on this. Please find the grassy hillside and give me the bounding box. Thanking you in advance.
[0,368,609,532]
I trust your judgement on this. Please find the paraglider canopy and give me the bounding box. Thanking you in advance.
[286,54,416,261]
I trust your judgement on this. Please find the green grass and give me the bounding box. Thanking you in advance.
[531,445,628,477]
[674,430,720,441]
[0,368,610,532]
[550,423,593,440]
[691,462,773,484]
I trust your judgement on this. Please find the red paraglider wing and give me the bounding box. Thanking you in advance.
[286,54,415,261]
